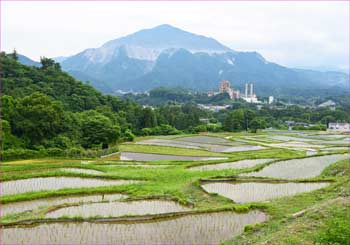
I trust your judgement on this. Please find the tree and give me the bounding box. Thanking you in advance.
[224,109,245,132]
[80,111,120,148]
[249,118,267,133]
[14,92,64,146]
[142,107,157,128]
[243,109,256,131]
[40,57,61,70]
[10,49,18,60]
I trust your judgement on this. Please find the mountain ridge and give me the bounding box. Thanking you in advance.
[19,24,349,96]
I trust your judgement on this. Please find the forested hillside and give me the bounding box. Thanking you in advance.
[0,52,204,160]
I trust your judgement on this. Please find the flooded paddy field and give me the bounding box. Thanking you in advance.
[1,177,139,196]
[136,138,255,153]
[216,145,265,153]
[2,211,267,244]
[201,182,329,203]
[241,154,348,179]
[59,168,104,175]
[268,142,324,149]
[136,139,201,149]
[321,146,349,152]
[46,200,190,218]
[2,131,348,244]
[174,135,236,144]
[190,159,275,171]
[1,194,126,217]
[120,152,227,161]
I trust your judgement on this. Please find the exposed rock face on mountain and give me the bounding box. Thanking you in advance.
[55,24,349,96]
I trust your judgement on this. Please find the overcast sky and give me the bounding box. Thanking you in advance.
[1,1,349,71]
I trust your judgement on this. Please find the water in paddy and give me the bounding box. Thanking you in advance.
[120,152,227,161]
[322,147,349,151]
[174,135,233,144]
[271,135,315,142]
[59,168,103,175]
[306,150,318,156]
[241,154,348,179]
[46,200,190,218]
[136,139,201,149]
[269,142,323,149]
[190,159,275,171]
[1,177,139,196]
[271,135,349,146]
[1,194,126,217]
[202,182,329,203]
[215,145,265,153]
[2,211,267,244]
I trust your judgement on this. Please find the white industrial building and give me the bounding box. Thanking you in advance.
[241,83,260,103]
[327,122,350,132]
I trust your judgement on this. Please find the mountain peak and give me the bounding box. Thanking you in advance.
[102,24,232,54]
[151,24,179,30]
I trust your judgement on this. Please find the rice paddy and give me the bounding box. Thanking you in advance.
[241,154,348,179]
[201,181,330,203]
[120,152,227,161]
[46,200,191,218]
[2,177,139,196]
[2,211,267,244]
[1,130,349,244]
[189,158,275,171]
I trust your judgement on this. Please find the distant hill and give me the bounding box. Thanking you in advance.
[58,24,349,97]
[18,54,41,67]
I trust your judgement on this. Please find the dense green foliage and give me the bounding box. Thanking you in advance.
[0,53,205,159]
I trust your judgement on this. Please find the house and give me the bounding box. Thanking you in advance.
[328,122,350,132]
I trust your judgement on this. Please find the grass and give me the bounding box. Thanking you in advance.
[1,131,349,244]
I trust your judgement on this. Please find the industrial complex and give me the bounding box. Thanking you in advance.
[208,80,273,104]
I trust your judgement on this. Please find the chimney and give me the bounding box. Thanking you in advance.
[250,83,253,98]
[245,83,248,98]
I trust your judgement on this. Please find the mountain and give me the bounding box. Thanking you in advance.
[18,54,41,67]
[60,24,349,96]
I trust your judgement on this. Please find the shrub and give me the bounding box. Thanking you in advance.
[2,148,40,160]
[122,129,135,141]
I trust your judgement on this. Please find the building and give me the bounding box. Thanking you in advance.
[328,122,350,132]
[241,83,259,103]
[197,104,230,112]
[208,80,240,100]
[219,80,240,100]
[268,96,274,104]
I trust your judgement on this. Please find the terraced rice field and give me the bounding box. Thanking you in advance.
[2,211,267,244]
[241,154,348,179]
[46,200,190,218]
[189,159,275,171]
[201,182,329,203]
[1,194,126,217]
[1,130,348,244]
[2,177,139,196]
[120,152,227,161]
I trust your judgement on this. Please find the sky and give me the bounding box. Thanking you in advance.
[1,1,349,72]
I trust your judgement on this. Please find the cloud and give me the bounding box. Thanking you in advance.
[1,1,349,71]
